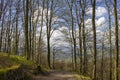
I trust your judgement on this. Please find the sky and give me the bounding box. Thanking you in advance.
[34,0,120,59]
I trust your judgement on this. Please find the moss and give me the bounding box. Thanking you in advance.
[0,52,35,69]
[0,65,20,80]
[9,55,34,66]
[0,52,36,80]
[0,64,34,80]
[0,65,20,73]
[0,52,47,79]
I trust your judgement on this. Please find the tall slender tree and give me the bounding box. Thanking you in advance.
[15,0,20,55]
[0,0,8,51]
[66,0,77,71]
[38,0,45,64]
[113,0,119,80]
[45,0,54,69]
[80,0,88,75]
[105,0,113,79]
[24,0,30,60]
[91,0,97,79]
[75,0,83,73]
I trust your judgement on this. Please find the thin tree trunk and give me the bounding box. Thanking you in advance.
[91,0,97,79]
[104,0,113,79]
[75,2,83,73]
[82,9,87,75]
[52,48,55,69]
[101,42,104,80]
[46,0,54,69]
[15,0,20,55]
[69,0,77,72]
[38,0,45,64]
[25,0,30,60]
[79,23,83,74]
[0,14,5,51]
[113,0,119,80]
[108,7,113,80]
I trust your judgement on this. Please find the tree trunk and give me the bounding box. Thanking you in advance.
[101,42,104,80]
[38,0,45,64]
[25,0,30,60]
[91,0,97,79]
[79,23,83,74]
[0,13,5,51]
[82,9,87,75]
[104,0,113,79]
[46,0,54,69]
[113,0,119,80]
[68,0,77,72]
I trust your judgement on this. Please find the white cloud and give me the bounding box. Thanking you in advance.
[85,18,92,29]
[51,30,64,39]
[33,6,58,26]
[96,29,104,35]
[96,7,107,16]
[86,6,107,17]
[85,17,106,30]
[96,17,106,26]
[86,8,92,15]
[59,26,69,31]
[85,18,92,25]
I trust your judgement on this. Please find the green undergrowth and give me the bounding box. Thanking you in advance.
[0,52,35,69]
[0,65,20,74]
[0,52,46,80]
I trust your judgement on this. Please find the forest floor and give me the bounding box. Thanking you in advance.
[32,70,78,80]
[0,53,91,80]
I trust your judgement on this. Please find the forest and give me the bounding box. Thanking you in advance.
[0,0,120,80]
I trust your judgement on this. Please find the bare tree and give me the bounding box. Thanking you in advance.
[79,0,88,75]
[101,41,104,80]
[105,0,113,79]
[66,0,77,71]
[91,0,97,79]
[24,0,30,60]
[0,0,8,51]
[75,0,83,73]
[38,0,45,64]
[45,0,54,69]
[113,0,119,80]
[15,0,21,55]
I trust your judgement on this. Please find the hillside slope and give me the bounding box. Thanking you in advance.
[0,53,37,80]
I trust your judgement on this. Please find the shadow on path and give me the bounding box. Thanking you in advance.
[32,70,77,80]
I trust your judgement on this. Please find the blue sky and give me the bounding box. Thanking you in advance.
[34,0,120,59]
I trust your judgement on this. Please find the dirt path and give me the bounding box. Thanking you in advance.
[32,70,77,80]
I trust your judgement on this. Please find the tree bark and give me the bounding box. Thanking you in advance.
[113,0,119,80]
[46,0,54,69]
[25,0,30,60]
[101,42,104,80]
[91,0,97,79]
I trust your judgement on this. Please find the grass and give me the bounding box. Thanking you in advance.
[0,52,35,69]
[0,64,20,74]
[0,52,47,72]
[0,52,39,80]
